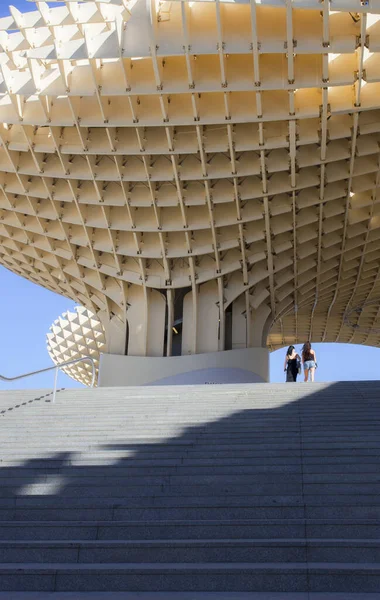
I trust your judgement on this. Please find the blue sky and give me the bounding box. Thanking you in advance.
[2,264,380,388]
[1,0,35,18]
[1,0,380,389]
[0,0,78,390]
[0,267,80,389]
[270,341,380,383]
[0,0,63,16]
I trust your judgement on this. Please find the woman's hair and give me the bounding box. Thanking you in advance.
[302,341,312,357]
[286,345,295,356]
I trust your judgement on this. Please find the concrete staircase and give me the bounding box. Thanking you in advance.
[0,381,380,597]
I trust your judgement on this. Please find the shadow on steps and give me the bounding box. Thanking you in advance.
[0,381,379,592]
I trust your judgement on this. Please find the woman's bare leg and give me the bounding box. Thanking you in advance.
[310,367,315,382]
[304,369,309,382]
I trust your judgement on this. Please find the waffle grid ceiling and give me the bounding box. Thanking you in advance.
[1,0,380,349]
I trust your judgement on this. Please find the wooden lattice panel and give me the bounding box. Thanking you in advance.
[1,0,380,352]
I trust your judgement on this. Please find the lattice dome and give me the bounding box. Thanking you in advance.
[47,306,105,386]
[2,0,380,354]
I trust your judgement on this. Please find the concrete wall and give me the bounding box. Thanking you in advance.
[98,347,269,386]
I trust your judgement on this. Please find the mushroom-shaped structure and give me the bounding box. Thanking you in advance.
[47,306,105,386]
[2,0,380,384]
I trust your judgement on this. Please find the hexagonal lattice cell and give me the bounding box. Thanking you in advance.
[47,307,105,386]
[2,0,380,354]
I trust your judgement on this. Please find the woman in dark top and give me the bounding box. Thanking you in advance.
[284,345,300,382]
[302,341,317,382]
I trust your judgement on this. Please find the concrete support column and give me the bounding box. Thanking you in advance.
[232,294,247,349]
[182,281,220,355]
[166,289,174,357]
[127,286,166,357]
[228,293,271,351]
[99,313,128,356]
[250,304,272,347]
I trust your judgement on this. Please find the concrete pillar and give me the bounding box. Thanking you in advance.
[99,313,128,356]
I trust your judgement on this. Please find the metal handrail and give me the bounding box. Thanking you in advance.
[0,357,96,403]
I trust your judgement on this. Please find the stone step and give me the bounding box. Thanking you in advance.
[0,450,306,459]
[4,471,380,485]
[3,416,380,423]
[8,415,380,423]
[0,503,380,522]
[0,464,305,477]
[6,505,380,522]
[0,539,378,564]
[0,593,318,600]
[0,495,306,509]
[0,506,305,522]
[6,482,380,499]
[2,493,380,508]
[0,484,305,499]
[5,418,380,426]
[3,404,379,411]
[0,592,379,600]
[1,519,380,541]
[4,460,380,472]
[30,461,380,473]
[6,437,358,446]
[1,562,380,592]
[0,470,305,484]
[3,449,380,461]
[4,453,380,465]
[0,429,306,436]
[4,410,380,418]
[0,593,320,600]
